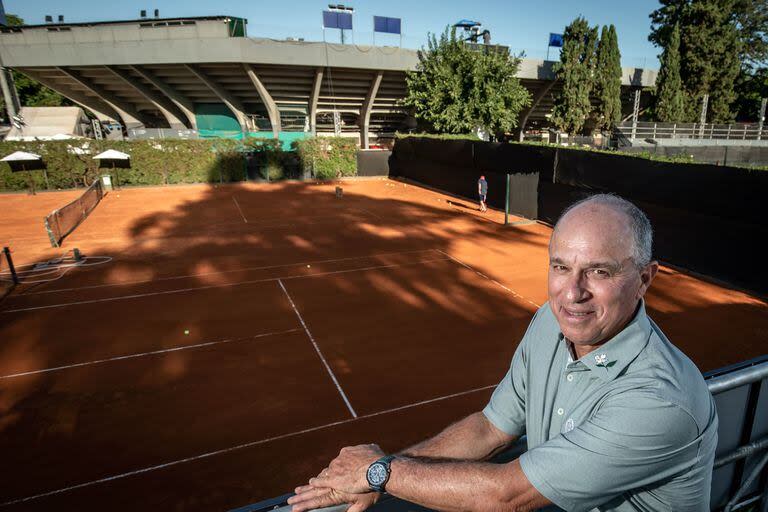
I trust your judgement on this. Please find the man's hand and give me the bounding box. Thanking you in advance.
[287,485,380,512]
[309,444,385,494]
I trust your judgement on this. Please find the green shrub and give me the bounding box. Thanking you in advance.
[0,139,246,191]
[293,137,357,179]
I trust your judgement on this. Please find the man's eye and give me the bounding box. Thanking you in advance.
[552,265,567,272]
[589,269,610,277]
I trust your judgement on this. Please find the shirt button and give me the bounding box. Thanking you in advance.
[566,374,574,382]
[557,408,564,416]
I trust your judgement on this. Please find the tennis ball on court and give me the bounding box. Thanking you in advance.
[307,264,311,268]
[184,329,190,335]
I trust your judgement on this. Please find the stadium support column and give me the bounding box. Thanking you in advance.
[0,67,19,122]
[309,68,323,135]
[243,64,281,138]
[360,71,383,149]
[129,66,197,130]
[105,66,189,129]
[57,67,147,129]
[18,68,121,123]
[517,79,557,142]
[186,64,250,136]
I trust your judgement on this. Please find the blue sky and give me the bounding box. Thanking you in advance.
[4,0,663,68]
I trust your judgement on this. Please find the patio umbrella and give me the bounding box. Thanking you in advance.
[1,151,47,194]
[93,149,130,190]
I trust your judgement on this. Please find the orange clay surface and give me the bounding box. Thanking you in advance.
[0,179,766,511]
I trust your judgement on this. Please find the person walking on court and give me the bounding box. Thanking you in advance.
[478,175,488,212]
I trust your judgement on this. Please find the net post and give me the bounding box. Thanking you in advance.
[505,173,511,226]
[44,216,60,247]
[3,247,19,285]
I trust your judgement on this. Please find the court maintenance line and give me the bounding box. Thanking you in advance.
[435,249,541,309]
[0,329,301,380]
[2,257,452,313]
[232,196,248,223]
[0,383,495,507]
[21,248,440,296]
[278,278,357,418]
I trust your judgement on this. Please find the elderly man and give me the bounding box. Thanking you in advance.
[289,194,718,512]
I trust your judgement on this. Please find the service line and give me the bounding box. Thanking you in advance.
[2,257,451,314]
[279,279,357,418]
[232,196,248,223]
[0,329,301,380]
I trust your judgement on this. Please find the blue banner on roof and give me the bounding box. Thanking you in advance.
[323,11,353,30]
[548,33,564,47]
[374,16,401,35]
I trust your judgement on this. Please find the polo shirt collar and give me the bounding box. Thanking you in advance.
[563,300,652,382]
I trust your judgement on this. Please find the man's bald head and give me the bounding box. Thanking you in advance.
[553,194,653,268]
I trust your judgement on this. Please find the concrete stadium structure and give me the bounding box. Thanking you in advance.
[0,16,657,146]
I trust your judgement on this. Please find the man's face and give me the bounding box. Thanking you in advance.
[548,204,657,352]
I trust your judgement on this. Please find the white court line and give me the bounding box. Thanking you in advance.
[2,257,451,314]
[232,196,248,223]
[0,329,301,380]
[0,383,495,508]
[435,249,541,309]
[278,278,357,418]
[20,249,439,296]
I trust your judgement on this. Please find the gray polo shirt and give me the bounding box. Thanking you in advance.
[483,301,718,512]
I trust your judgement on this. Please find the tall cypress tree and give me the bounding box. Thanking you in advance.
[655,24,686,122]
[594,25,623,130]
[551,17,599,134]
[650,0,742,123]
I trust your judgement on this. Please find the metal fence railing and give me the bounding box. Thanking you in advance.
[237,355,768,512]
[616,121,765,141]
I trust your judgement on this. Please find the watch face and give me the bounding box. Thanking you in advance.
[367,462,388,486]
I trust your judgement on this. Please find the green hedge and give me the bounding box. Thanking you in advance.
[293,137,358,179]
[0,136,363,192]
[0,139,246,191]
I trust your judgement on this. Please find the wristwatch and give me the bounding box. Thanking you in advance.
[366,455,396,492]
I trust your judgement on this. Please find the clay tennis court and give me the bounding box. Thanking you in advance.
[1,179,766,511]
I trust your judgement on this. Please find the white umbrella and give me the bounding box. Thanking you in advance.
[1,151,47,194]
[93,150,131,189]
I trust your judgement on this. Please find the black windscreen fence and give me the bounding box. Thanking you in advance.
[389,137,767,295]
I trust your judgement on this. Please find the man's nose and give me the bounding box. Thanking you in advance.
[564,272,589,302]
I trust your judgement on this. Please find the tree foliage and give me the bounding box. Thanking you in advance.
[0,13,70,122]
[655,24,687,122]
[551,17,599,134]
[594,25,622,130]
[649,0,745,123]
[403,27,531,138]
[734,66,768,121]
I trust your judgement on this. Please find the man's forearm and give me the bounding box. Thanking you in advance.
[386,457,547,512]
[399,412,515,461]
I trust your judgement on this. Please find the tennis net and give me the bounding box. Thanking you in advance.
[44,179,105,247]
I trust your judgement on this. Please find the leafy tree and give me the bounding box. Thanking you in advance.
[594,25,622,130]
[402,27,531,139]
[0,13,69,121]
[551,17,599,134]
[654,24,686,122]
[649,0,743,122]
[734,67,768,121]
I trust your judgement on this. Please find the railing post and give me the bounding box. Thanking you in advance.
[672,123,677,138]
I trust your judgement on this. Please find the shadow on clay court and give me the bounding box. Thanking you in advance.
[0,180,766,511]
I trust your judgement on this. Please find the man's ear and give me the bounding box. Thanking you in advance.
[638,261,659,298]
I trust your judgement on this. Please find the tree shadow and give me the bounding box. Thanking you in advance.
[0,179,765,510]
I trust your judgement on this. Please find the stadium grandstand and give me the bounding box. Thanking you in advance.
[0,15,656,146]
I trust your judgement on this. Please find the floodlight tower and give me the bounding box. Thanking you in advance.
[328,4,354,44]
